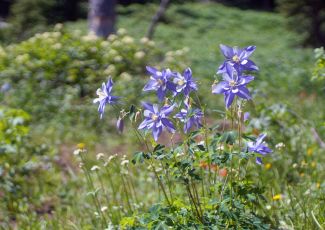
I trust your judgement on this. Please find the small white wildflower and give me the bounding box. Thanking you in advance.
[292,163,298,168]
[94,211,99,216]
[140,37,149,44]
[101,206,108,212]
[217,145,224,151]
[79,162,84,168]
[155,167,162,172]
[266,205,271,210]
[120,72,132,81]
[113,56,122,62]
[108,34,117,41]
[91,165,100,171]
[96,153,105,160]
[82,32,98,41]
[275,142,285,149]
[176,152,185,157]
[54,23,63,30]
[73,149,81,156]
[107,155,116,162]
[122,36,134,44]
[121,160,129,166]
[134,51,145,59]
[42,32,50,39]
[117,28,127,35]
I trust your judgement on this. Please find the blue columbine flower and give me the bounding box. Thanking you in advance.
[212,63,254,108]
[138,102,175,141]
[247,133,272,165]
[173,67,198,96]
[93,77,119,119]
[217,44,258,74]
[175,100,203,133]
[143,66,175,101]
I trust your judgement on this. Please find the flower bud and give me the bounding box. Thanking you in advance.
[116,117,124,134]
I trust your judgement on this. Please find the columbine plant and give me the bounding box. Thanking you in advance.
[89,44,274,228]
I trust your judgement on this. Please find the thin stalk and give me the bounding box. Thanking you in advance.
[120,173,133,212]
[79,152,107,227]
[104,167,121,220]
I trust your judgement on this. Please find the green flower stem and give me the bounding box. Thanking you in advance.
[104,166,122,221]
[79,151,107,227]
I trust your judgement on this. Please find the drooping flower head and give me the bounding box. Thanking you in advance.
[173,67,198,96]
[93,77,120,119]
[217,44,258,74]
[247,133,272,165]
[138,102,175,141]
[143,66,175,101]
[175,99,203,133]
[212,63,254,108]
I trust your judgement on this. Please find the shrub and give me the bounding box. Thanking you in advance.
[312,47,325,83]
[0,26,189,138]
[0,106,61,222]
[277,0,325,47]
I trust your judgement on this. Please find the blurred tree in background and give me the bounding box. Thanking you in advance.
[89,0,116,37]
[277,0,325,47]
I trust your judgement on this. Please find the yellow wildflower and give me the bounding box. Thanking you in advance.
[265,163,272,170]
[307,147,313,156]
[77,143,86,149]
[272,194,282,201]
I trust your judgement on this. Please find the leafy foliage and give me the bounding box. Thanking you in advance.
[277,0,325,46]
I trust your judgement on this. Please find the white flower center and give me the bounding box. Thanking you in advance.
[229,80,236,87]
[232,55,240,63]
[151,114,158,121]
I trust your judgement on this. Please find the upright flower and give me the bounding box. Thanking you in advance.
[93,77,119,119]
[175,100,203,133]
[217,44,258,74]
[138,102,175,141]
[247,133,272,164]
[212,63,254,108]
[143,66,175,101]
[173,67,198,96]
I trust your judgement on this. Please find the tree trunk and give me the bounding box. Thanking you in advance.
[89,0,116,38]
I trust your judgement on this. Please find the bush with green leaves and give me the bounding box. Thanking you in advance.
[0,26,189,138]
[277,0,325,46]
[312,47,325,83]
[0,106,63,224]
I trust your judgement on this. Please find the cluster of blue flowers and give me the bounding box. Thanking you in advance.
[211,44,271,164]
[93,44,271,163]
[139,66,203,141]
[212,44,258,108]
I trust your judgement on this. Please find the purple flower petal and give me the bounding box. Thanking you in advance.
[146,66,158,75]
[242,59,259,71]
[220,44,234,59]
[212,81,228,94]
[236,86,252,100]
[161,118,175,133]
[239,46,256,60]
[225,92,235,108]
[152,125,162,141]
[256,157,263,165]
